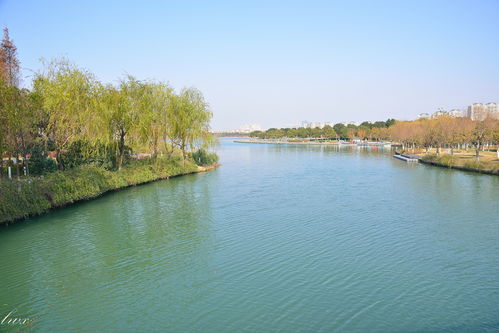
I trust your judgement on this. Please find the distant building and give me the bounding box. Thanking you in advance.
[448,109,464,117]
[417,103,497,121]
[341,121,359,126]
[486,103,499,119]
[239,124,262,133]
[301,121,311,128]
[467,103,499,120]
[431,110,447,118]
[301,121,331,128]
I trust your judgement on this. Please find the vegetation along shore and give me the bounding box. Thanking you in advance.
[246,116,499,174]
[0,28,218,224]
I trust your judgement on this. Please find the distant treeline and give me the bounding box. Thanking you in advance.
[0,28,215,178]
[390,117,498,157]
[251,117,499,159]
[250,119,396,140]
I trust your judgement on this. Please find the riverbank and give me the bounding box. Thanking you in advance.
[234,138,389,146]
[419,153,499,175]
[0,158,219,225]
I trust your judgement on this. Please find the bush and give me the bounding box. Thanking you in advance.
[421,154,438,162]
[191,149,218,166]
[436,155,453,166]
[60,140,120,170]
[28,146,57,175]
[464,161,486,170]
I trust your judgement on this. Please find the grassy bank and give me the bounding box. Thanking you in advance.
[0,157,216,225]
[420,153,499,175]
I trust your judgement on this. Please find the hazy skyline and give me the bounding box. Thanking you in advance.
[1,0,498,130]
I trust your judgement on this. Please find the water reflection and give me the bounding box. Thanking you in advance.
[0,174,215,331]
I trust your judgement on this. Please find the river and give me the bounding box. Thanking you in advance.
[1,139,498,332]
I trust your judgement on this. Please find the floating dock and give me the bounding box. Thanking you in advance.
[393,154,420,162]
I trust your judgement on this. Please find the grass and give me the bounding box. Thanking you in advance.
[0,157,202,225]
[421,152,499,174]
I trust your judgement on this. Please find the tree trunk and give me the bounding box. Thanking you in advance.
[15,159,20,180]
[23,153,29,176]
[118,131,126,171]
[56,149,64,170]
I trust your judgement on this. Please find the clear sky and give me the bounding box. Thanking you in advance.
[1,0,498,130]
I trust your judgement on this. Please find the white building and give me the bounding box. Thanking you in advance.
[418,113,430,119]
[467,103,499,121]
[238,124,262,133]
[486,103,499,119]
[301,121,311,128]
[431,108,447,118]
[341,121,359,126]
[301,121,331,128]
[448,109,464,117]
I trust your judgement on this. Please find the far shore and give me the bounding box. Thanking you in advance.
[233,138,392,146]
[236,138,499,175]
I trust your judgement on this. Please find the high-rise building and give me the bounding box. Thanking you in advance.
[467,103,498,120]
[486,103,499,119]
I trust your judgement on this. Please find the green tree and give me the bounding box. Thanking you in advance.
[169,87,213,161]
[33,59,97,169]
[333,123,347,139]
[98,77,144,170]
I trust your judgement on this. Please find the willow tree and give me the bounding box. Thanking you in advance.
[169,87,212,161]
[33,59,96,169]
[135,82,173,158]
[2,87,38,176]
[98,77,145,170]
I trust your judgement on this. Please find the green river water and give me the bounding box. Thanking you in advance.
[0,139,498,332]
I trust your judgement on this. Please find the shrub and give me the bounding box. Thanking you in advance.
[28,146,57,175]
[464,161,486,170]
[421,154,438,162]
[191,149,218,166]
[60,140,120,170]
[436,155,453,166]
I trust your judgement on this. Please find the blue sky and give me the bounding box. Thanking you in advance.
[1,0,498,130]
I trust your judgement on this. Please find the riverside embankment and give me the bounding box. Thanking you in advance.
[0,159,219,225]
[419,154,499,175]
